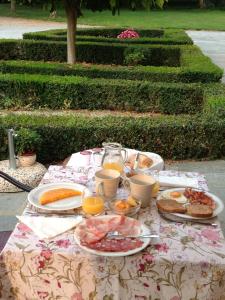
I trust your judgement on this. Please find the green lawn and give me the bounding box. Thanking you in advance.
[1,4,225,30]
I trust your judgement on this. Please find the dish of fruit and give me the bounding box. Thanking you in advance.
[109,196,141,216]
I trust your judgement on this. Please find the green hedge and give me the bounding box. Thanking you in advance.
[0,73,203,114]
[0,45,222,83]
[23,28,192,45]
[0,112,224,163]
[0,39,180,66]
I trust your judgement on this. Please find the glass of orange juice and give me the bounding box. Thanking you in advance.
[82,190,104,216]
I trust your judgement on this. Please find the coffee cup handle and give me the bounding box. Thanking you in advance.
[122,177,131,192]
[97,182,105,197]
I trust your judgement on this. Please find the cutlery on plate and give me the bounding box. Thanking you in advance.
[106,231,159,239]
[159,212,218,227]
[133,152,140,170]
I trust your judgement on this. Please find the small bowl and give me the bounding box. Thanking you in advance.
[108,197,141,217]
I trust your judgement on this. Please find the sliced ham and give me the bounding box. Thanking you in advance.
[76,215,142,249]
[82,237,143,252]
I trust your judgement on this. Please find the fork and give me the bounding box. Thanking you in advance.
[106,231,159,239]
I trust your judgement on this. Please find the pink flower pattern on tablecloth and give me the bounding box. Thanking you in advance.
[1,161,225,300]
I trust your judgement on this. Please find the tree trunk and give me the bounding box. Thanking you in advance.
[11,0,16,12]
[199,0,205,8]
[63,0,77,64]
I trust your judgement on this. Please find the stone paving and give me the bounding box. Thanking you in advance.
[187,30,225,83]
[1,160,225,235]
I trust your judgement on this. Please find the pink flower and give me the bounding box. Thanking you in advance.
[170,297,181,300]
[200,261,209,269]
[37,291,49,299]
[38,259,45,270]
[138,263,145,272]
[56,239,71,248]
[154,243,169,253]
[40,249,52,260]
[117,29,139,39]
[142,253,154,263]
[71,292,83,300]
[201,228,220,242]
[17,223,31,232]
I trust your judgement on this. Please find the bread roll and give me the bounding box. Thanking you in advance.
[126,154,153,169]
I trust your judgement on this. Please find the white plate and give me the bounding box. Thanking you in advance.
[158,188,224,220]
[74,215,151,257]
[125,148,164,172]
[28,182,91,211]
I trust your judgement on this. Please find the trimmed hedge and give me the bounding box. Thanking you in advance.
[0,44,222,83]
[0,73,203,114]
[23,28,192,45]
[0,112,224,163]
[0,39,180,66]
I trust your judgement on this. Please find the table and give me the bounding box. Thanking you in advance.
[1,166,225,300]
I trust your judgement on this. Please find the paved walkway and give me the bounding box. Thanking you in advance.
[1,160,225,235]
[0,17,66,39]
[187,30,225,83]
[0,16,94,39]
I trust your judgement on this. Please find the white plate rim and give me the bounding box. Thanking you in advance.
[74,215,151,257]
[157,188,224,220]
[28,182,91,211]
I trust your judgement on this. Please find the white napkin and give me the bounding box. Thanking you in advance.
[17,215,83,239]
[157,175,199,189]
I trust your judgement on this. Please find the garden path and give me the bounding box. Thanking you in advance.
[187,30,225,83]
[0,17,94,39]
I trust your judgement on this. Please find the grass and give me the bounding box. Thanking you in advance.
[1,4,225,30]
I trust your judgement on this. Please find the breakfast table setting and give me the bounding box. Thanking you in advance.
[1,142,225,300]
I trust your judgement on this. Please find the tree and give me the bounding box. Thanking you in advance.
[63,0,117,64]
[11,0,16,12]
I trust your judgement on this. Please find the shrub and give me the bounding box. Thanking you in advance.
[15,128,42,155]
[23,28,192,45]
[0,112,224,163]
[0,73,203,114]
[0,39,181,67]
[0,47,222,84]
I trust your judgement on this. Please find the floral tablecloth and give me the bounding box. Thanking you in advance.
[1,166,225,300]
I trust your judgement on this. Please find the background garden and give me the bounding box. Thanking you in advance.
[0,0,225,163]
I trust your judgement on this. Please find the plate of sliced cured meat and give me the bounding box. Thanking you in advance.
[74,215,151,256]
[157,188,224,220]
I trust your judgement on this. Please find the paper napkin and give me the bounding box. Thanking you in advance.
[17,215,83,239]
[157,175,199,189]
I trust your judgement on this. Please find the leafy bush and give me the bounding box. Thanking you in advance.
[124,50,145,65]
[23,28,192,45]
[15,128,42,155]
[0,39,181,66]
[0,73,204,114]
[0,112,224,163]
[0,46,222,84]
